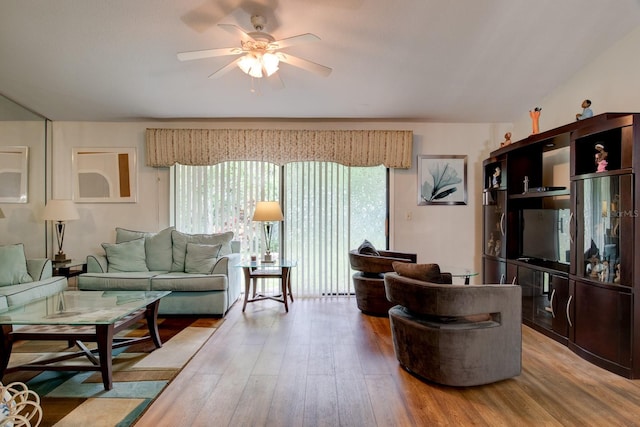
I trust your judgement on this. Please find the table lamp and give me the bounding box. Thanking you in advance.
[252,201,284,263]
[42,199,80,262]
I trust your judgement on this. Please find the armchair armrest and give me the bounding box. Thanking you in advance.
[27,258,52,281]
[86,255,108,273]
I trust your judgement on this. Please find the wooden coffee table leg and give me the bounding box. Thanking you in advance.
[0,325,13,378]
[145,300,163,349]
[96,324,115,390]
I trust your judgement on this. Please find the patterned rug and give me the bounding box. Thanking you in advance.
[2,316,223,427]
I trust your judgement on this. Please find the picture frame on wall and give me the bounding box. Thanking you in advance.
[0,146,29,203]
[417,154,467,206]
[72,147,137,203]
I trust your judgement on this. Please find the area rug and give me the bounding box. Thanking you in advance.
[2,316,223,427]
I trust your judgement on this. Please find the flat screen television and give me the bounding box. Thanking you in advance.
[520,209,570,264]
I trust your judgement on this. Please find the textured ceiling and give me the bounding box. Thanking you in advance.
[1,0,640,122]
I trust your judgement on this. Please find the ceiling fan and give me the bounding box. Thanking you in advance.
[177,15,332,80]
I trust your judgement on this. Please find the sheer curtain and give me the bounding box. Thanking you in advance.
[174,162,387,297]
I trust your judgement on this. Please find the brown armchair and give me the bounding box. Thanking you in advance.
[348,248,416,316]
[384,269,522,386]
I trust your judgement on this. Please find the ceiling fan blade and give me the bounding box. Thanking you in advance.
[272,33,320,49]
[277,53,332,77]
[177,47,242,62]
[218,23,255,43]
[208,57,242,79]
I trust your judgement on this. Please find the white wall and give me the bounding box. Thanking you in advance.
[512,25,640,139]
[51,120,511,283]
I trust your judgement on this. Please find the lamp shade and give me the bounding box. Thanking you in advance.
[42,200,80,221]
[0,208,4,219]
[252,201,284,222]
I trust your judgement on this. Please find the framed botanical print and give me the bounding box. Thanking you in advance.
[417,155,467,206]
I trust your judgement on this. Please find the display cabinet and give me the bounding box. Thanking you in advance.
[483,113,640,378]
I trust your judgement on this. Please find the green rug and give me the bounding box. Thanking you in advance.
[2,317,223,427]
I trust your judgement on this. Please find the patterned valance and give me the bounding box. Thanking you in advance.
[145,128,413,168]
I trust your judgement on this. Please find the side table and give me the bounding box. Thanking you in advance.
[52,259,87,278]
[239,260,297,312]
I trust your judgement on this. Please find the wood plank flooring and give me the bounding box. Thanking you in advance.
[135,297,640,427]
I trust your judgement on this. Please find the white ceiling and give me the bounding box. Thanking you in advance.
[2,0,640,122]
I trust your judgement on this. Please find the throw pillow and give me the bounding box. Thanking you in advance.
[392,262,446,283]
[357,239,380,256]
[0,244,33,286]
[171,230,234,272]
[184,243,222,274]
[102,238,149,273]
[116,226,174,271]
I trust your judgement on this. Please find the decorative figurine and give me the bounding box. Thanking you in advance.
[576,99,593,121]
[500,132,512,147]
[529,107,542,134]
[487,232,495,254]
[493,239,502,257]
[599,260,609,282]
[492,166,501,188]
[523,175,529,194]
[614,263,621,283]
[595,143,608,172]
[587,255,602,278]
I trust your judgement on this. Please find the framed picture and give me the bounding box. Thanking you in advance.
[0,146,28,203]
[72,147,137,203]
[417,155,467,205]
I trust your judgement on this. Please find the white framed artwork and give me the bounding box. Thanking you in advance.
[0,146,28,203]
[72,147,137,203]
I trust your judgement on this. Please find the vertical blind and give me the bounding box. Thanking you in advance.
[174,161,386,297]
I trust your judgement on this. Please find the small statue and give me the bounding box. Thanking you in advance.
[492,166,501,188]
[576,99,593,121]
[500,132,512,147]
[614,263,621,283]
[587,255,602,278]
[487,232,495,254]
[599,260,609,282]
[530,107,542,134]
[494,239,502,257]
[595,143,608,172]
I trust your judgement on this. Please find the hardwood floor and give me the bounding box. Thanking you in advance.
[135,297,640,427]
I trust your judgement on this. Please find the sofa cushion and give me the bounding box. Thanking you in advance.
[151,273,228,292]
[102,238,149,273]
[0,276,67,307]
[0,244,33,286]
[171,230,234,272]
[392,262,447,283]
[78,272,156,291]
[185,243,222,274]
[116,226,174,271]
[357,239,380,256]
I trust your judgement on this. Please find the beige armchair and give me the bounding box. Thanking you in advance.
[348,249,416,316]
[384,270,522,386]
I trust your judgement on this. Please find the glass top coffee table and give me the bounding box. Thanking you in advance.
[439,266,479,284]
[0,290,170,390]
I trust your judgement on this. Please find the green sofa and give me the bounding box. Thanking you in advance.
[0,244,68,309]
[78,227,242,316]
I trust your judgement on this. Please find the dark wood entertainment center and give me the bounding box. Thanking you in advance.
[483,113,640,378]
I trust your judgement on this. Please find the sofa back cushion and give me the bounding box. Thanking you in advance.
[0,244,33,286]
[116,226,174,271]
[184,243,222,274]
[102,238,150,273]
[171,230,234,272]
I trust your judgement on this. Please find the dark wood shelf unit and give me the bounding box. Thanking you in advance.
[482,112,640,378]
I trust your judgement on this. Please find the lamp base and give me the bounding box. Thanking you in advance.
[262,253,275,263]
[54,253,70,263]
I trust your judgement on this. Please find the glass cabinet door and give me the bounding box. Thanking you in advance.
[483,190,506,258]
[575,174,632,286]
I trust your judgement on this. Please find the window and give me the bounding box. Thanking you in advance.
[174,162,387,296]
